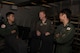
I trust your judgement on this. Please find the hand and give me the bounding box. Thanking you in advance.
[45,32,50,36]
[55,34,60,38]
[11,30,16,34]
[36,30,41,36]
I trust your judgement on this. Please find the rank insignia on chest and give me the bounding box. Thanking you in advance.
[40,23,43,26]
[40,23,47,26]
[67,27,71,31]
[44,23,47,25]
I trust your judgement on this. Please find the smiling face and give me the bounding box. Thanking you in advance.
[39,11,46,20]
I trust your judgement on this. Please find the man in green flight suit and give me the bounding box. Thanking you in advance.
[54,8,75,53]
[0,12,27,53]
[30,10,54,53]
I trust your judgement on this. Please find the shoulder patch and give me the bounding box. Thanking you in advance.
[1,24,6,28]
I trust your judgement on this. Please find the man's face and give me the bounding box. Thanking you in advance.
[39,12,46,20]
[8,14,14,22]
[59,13,65,22]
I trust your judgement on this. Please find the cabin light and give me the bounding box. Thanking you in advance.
[31,2,36,5]
[42,4,51,8]
[2,1,15,4]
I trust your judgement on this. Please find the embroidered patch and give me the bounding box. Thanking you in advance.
[40,23,43,26]
[1,24,6,28]
[67,27,71,31]
[40,23,47,26]
[44,23,47,25]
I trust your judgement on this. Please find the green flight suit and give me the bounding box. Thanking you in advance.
[54,22,75,53]
[0,22,27,53]
[30,19,54,53]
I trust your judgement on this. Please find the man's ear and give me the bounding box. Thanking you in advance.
[7,17,9,20]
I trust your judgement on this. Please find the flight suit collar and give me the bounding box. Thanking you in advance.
[63,21,71,28]
[40,19,48,26]
[40,19,47,23]
[6,21,15,26]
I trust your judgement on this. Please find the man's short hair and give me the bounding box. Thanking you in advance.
[6,12,14,17]
[60,8,72,19]
[39,10,46,14]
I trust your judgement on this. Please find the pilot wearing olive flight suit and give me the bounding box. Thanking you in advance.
[54,9,75,53]
[30,10,54,53]
[0,12,27,53]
